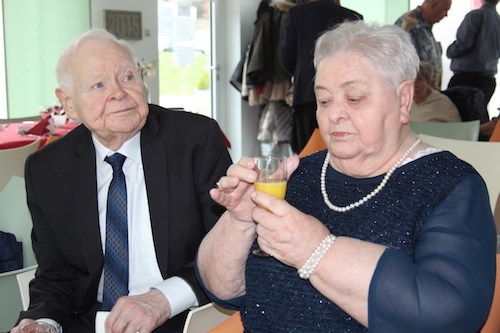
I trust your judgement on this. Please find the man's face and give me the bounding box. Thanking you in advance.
[58,39,149,145]
[429,0,452,25]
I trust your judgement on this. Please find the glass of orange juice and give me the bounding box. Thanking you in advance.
[253,156,287,256]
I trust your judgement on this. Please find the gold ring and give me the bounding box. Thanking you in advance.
[216,182,222,191]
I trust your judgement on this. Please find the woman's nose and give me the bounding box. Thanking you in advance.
[327,103,348,123]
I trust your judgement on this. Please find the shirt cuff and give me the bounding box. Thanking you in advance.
[35,319,62,333]
[153,276,199,318]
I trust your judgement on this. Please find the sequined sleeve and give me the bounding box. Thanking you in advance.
[368,173,496,332]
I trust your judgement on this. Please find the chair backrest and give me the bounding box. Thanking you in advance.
[16,265,36,310]
[481,254,500,332]
[410,120,480,141]
[0,116,41,124]
[419,134,500,215]
[298,128,326,158]
[0,138,40,193]
[183,302,236,333]
[0,265,37,332]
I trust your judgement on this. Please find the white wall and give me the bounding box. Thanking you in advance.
[213,0,261,161]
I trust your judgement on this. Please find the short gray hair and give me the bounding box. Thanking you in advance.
[55,29,138,92]
[314,20,419,90]
[418,61,434,83]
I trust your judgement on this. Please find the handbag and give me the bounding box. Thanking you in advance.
[0,230,23,273]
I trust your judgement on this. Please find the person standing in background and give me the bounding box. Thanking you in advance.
[447,0,500,108]
[280,0,362,155]
[395,0,452,90]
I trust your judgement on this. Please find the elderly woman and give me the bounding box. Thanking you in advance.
[197,21,496,332]
[411,61,462,122]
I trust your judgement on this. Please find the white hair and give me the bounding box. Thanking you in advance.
[314,20,419,90]
[55,29,138,92]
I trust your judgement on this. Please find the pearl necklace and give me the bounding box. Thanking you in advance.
[320,138,421,212]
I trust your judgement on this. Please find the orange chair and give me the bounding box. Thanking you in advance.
[481,254,500,333]
[298,129,326,158]
[206,311,243,333]
[489,121,500,142]
[44,135,59,145]
[495,194,500,237]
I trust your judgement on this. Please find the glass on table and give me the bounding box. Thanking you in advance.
[253,156,287,257]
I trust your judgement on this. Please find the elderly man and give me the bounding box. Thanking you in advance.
[395,0,452,89]
[11,29,231,333]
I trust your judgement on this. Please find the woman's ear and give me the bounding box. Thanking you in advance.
[55,87,78,120]
[398,80,414,125]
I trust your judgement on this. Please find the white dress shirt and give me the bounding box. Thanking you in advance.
[39,132,199,333]
[92,133,198,316]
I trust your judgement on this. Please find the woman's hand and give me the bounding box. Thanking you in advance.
[210,156,300,225]
[209,156,259,224]
[251,189,330,269]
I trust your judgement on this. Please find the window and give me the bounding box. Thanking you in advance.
[1,0,90,118]
[158,0,213,118]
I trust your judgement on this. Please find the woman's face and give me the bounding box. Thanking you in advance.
[315,52,412,176]
[413,72,431,102]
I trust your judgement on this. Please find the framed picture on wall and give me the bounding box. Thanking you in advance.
[473,0,481,9]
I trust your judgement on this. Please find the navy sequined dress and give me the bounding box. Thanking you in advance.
[208,150,496,333]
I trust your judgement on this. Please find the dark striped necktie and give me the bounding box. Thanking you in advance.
[102,153,128,311]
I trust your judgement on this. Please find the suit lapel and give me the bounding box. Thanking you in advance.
[73,133,104,280]
[141,113,171,277]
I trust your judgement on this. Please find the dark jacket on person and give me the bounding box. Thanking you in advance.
[280,0,362,106]
[19,105,232,332]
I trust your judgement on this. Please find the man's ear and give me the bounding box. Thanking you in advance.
[398,80,414,125]
[55,87,78,120]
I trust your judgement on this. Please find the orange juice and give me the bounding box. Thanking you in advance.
[254,179,287,199]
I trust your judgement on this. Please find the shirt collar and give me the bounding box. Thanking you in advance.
[93,131,142,167]
[483,3,497,10]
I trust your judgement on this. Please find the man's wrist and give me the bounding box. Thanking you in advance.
[153,276,199,318]
[35,319,62,333]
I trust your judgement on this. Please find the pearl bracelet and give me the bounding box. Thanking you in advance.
[297,234,336,279]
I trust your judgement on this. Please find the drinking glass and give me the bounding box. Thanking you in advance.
[21,323,51,333]
[252,156,287,257]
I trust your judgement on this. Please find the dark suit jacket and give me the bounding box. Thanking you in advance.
[20,105,232,332]
[280,0,362,106]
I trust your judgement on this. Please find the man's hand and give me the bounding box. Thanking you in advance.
[105,289,171,333]
[10,319,57,333]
